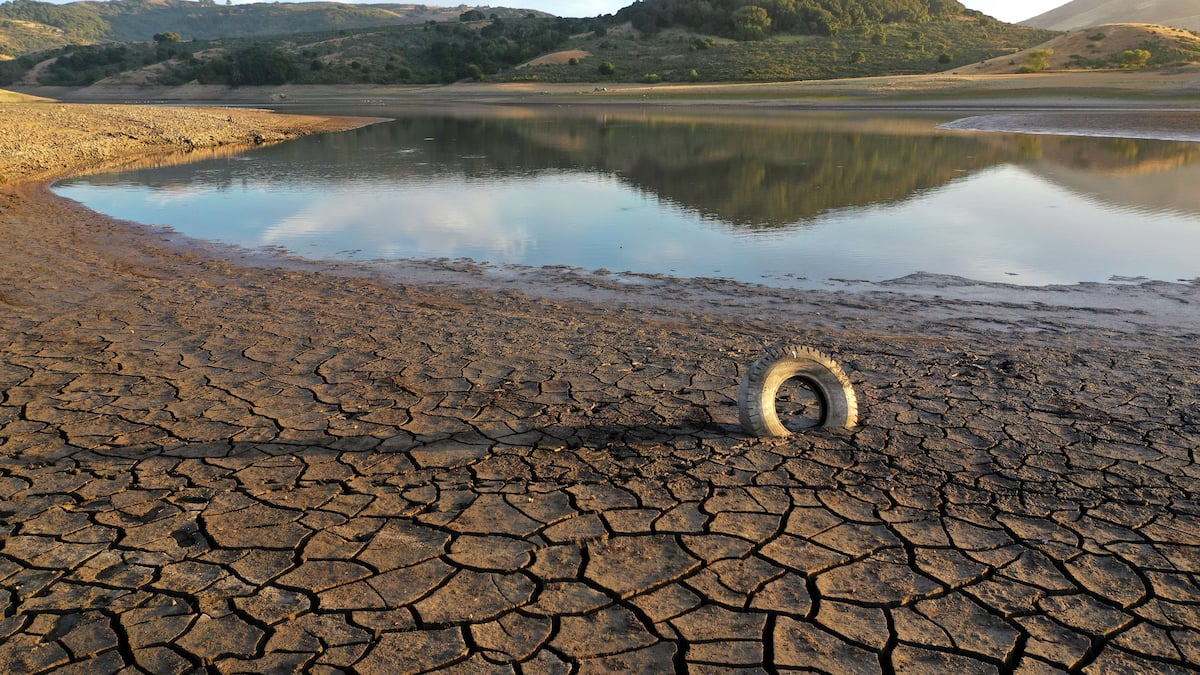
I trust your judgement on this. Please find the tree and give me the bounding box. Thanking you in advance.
[1019,49,1053,73]
[732,5,772,41]
[1118,48,1151,69]
[153,32,182,43]
[758,0,799,31]
[226,46,297,86]
[459,9,485,22]
[598,60,615,76]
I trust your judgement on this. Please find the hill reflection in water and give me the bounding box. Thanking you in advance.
[54,106,1200,286]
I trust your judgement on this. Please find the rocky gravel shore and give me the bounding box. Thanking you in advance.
[0,101,1197,673]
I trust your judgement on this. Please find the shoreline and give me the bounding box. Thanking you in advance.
[2,94,1200,343]
[7,95,1198,357]
[0,101,385,187]
[21,96,1200,331]
[12,65,1200,106]
[938,109,1200,143]
[1,96,1197,673]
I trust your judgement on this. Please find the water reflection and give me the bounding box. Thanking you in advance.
[55,106,1200,286]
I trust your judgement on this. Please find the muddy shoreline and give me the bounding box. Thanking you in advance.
[1,99,1197,673]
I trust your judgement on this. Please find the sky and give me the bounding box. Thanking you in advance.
[514,1,1070,23]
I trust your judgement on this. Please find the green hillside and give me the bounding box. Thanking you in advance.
[0,15,73,55]
[0,1,1066,87]
[520,19,1054,83]
[0,0,545,56]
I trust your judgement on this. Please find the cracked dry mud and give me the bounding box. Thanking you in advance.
[1,103,1198,674]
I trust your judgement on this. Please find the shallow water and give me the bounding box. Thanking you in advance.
[55,106,1200,287]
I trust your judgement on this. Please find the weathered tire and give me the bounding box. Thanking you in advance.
[739,344,858,437]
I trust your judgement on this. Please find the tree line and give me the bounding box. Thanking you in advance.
[614,0,967,39]
[0,14,592,87]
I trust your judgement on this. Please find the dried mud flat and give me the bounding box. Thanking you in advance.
[0,101,1198,674]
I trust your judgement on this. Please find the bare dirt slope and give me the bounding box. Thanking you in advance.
[1023,0,1200,32]
[519,49,591,68]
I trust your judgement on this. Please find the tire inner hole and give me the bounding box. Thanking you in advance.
[776,377,826,431]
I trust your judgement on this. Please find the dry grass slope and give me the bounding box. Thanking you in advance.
[950,23,1200,74]
[0,87,46,102]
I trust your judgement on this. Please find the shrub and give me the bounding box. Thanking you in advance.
[1021,48,1053,72]
[642,72,661,83]
[1118,48,1151,69]
[598,60,615,76]
[732,6,771,41]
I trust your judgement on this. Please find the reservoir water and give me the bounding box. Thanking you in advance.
[54,106,1200,287]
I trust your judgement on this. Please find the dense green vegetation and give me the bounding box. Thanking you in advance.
[522,19,1055,83]
[0,14,599,87]
[0,9,1058,88]
[615,0,967,39]
[39,42,159,85]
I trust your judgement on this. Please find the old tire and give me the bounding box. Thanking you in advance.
[739,344,858,437]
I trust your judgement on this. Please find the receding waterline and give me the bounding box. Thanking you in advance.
[938,110,1200,144]
[53,108,1200,288]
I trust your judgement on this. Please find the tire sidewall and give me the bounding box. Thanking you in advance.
[739,346,858,437]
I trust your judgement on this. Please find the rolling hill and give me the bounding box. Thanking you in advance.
[0,0,547,57]
[949,22,1200,74]
[1022,0,1200,32]
[2,0,1066,88]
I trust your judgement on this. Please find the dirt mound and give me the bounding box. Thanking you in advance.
[950,23,1200,74]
